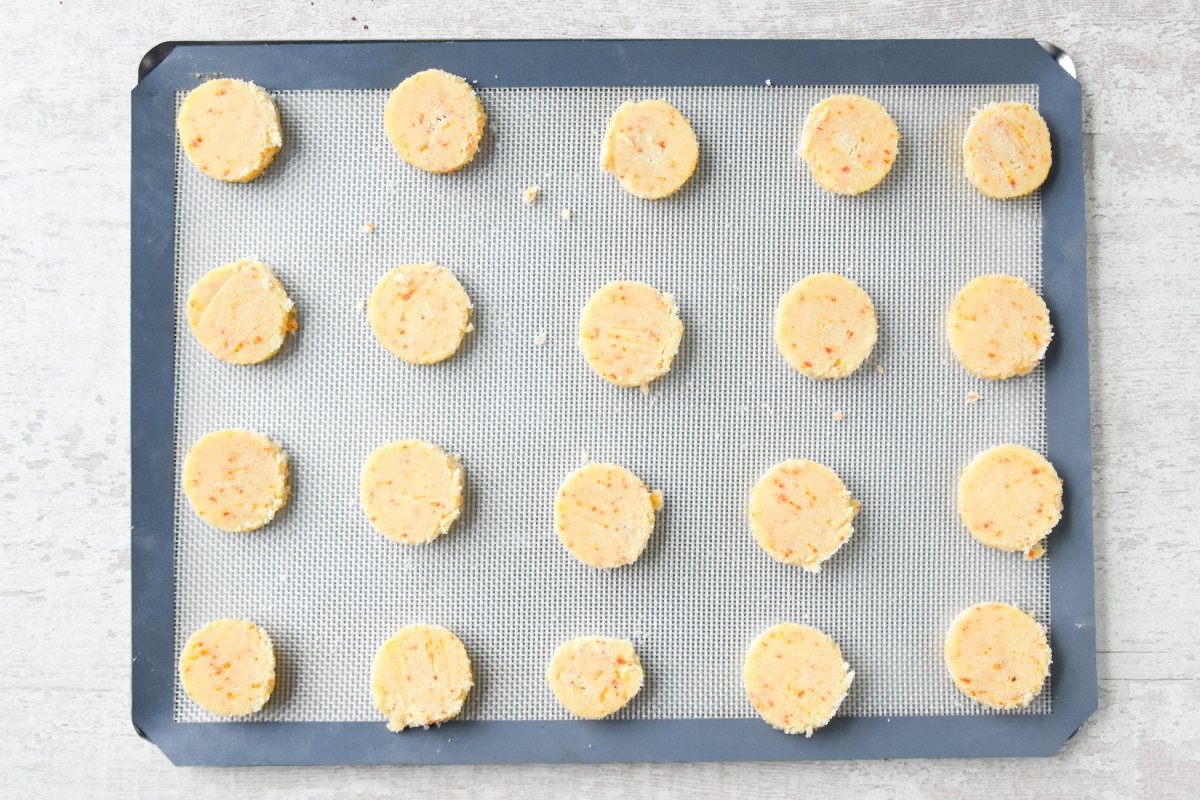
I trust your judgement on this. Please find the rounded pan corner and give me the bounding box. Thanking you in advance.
[139,41,182,82]
[1037,41,1078,80]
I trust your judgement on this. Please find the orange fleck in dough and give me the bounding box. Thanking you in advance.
[177,79,282,183]
[371,624,473,731]
[182,429,289,532]
[578,281,683,389]
[601,99,699,199]
[947,274,1052,380]
[944,602,1050,710]
[775,273,878,379]
[384,69,486,174]
[368,262,473,365]
[187,259,296,365]
[963,102,1052,199]
[799,94,900,195]
[547,636,644,719]
[743,623,854,736]
[179,618,276,716]
[360,439,464,544]
[958,443,1062,556]
[748,459,859,572]
[555,463,659,569]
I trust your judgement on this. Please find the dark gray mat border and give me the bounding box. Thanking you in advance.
[131,39,1094,766]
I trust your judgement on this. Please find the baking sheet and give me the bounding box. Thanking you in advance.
[132,40,1095,764]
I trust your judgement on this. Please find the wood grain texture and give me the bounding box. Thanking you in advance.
[1,1,1197,797]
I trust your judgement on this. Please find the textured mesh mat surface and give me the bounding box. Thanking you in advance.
[171,84,1048,723]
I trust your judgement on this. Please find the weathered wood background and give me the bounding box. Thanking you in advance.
[1,1,1196,797]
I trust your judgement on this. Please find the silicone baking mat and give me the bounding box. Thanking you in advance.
[131,40,1095,765]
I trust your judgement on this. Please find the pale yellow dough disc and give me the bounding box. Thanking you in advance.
[601,99,699,199]
[547,636,645,719]
[963,102,1052,199]
[578,281,684,389]
[371,624,473,731]
[959,443,1063,558]
[182,429,289,532]
[775,273,878,378]
[799,94,900,195]
[749,460,859,572]
[743,623,854,736]
[555,463,660,569]
[179,618,276,717]
[360,439,464,544]
[187,259,297,365]
[177,78,282,183]
[944,602,1051,710]
[368,262,473,365]
[384,69,487,174]
[947,274,1052,380]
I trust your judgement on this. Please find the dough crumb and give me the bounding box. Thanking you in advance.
[533,330,548,346]
[356,300,366,312]
[832,410,845,421]
[560,208,573,220]
[765,79,773,86]
[966,391,980,404]
[362,222,377,234]
[639,384,650,396]
[877,365,886,374]
[580,450,590,464]
[522,186,541,204]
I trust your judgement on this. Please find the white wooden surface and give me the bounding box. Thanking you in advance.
[1,1,1197,797]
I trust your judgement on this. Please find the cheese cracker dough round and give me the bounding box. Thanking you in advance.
[547,637,644,719]
[959,443,1063,558]
[177,79,282,183]
[944,602,1051,710]
[947,274,1052,380]
[360,439,464,544]
[601,99,699,199]
[182,429,289,533]
[578,281,684,389]
[963,102,1052,199]
[368,262,473,365]
[799,94,899,195]
[555,463,660,569]
[384,69,487,174]
[371,624,473,731]
[743,623,854,736]
[187,259,297,364]
[775,273,878,378]
[749,460,859,572]
[179,618,276,717]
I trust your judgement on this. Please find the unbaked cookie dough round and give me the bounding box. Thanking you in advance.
[578,281,684,389]
[944,602,1051,710]
[182,429,289,532]
[601,99,700,200]
[775,273,878,378]
[547,636,645,719]
[963,102,1052,199]
[368,261,473,365]
[799,94,900,195]
[947,274,1052,380]
[555,463,660,569]
[177,78,282,183]
[371,624,473,731]
[179,618,276,716]
[384,69,487,174]
[959,443,1063,559]
[743,622,854,736]
[749,460,859,572]
[187,259,297,365]
[360,439,464,544]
